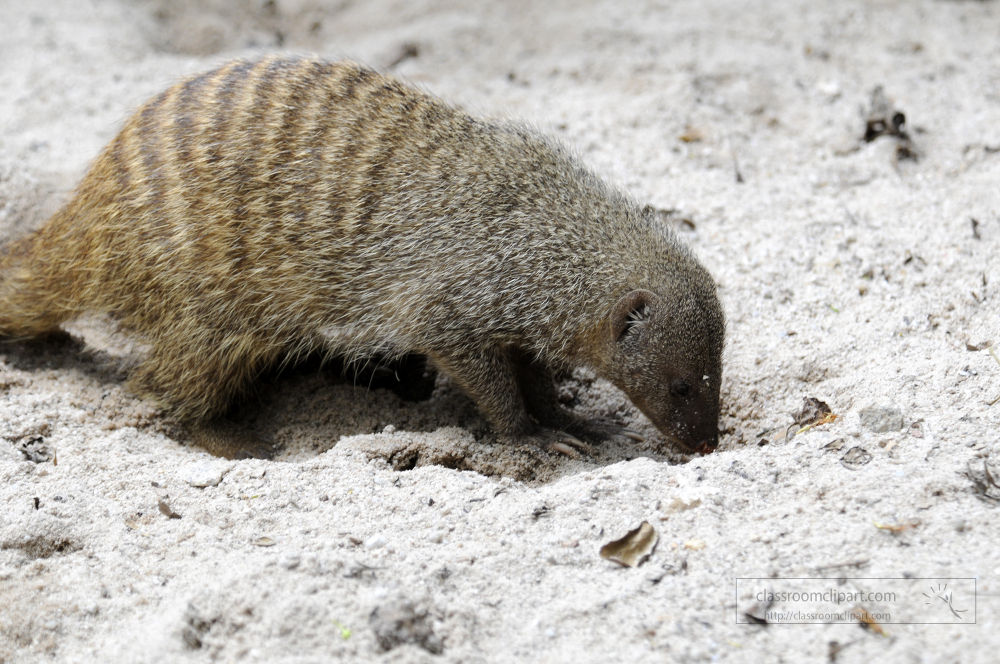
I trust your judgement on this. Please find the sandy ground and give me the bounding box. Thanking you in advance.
[1,0,999,662]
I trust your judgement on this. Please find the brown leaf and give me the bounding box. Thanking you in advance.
[600,521,659,567]
[841,446,872,470]
[793,397,834,427]
[158,499,182,519]
[855,606,888,636]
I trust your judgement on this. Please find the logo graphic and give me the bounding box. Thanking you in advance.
[922,583,969,620]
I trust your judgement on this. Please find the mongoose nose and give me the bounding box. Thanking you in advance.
[693,435,719,455]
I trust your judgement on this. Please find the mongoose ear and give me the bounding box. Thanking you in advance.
[611,289,659,342]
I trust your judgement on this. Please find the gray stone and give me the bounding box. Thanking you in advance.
[859,406,904,433]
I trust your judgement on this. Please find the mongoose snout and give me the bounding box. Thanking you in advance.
[0,56,725,458]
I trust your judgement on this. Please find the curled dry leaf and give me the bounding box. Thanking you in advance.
[966,458,1000,503]
[742,601,771,625]
[600,521,659,567]
[157,499,182,519]
[763,397,839,445]
[793,397,834,427]
[823,438,845,452]
[791,397,838,436]
[841,446,872,470]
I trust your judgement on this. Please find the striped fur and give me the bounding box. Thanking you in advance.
[0,56,725,452]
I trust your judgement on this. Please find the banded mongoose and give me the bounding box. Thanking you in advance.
[0,56,725,458]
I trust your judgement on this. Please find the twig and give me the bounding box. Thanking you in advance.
[990,347,1000,406]
[814,558,870,571]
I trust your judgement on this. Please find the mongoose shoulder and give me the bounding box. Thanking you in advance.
[0,56,725,457]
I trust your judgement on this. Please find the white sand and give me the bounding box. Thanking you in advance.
[1,0,998,661]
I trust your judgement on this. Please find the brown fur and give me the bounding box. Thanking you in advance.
[0,56,725,455]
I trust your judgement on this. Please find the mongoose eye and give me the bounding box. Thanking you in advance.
[670,379,691,396]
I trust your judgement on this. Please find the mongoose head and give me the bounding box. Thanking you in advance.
[601,279,725,453]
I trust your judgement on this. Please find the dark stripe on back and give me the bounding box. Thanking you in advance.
[284,60,338,247]
[266,59,327,231]
[353,81,410,232]
[322,64,375,234]
[136,89,171,217]
[336,65,375,164]
[216,60,278,276]
[171,72,212,167]
[106,132,131,193]
[230,59,284,227]
[207,60,254,165]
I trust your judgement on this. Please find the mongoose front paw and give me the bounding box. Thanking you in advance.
[501,428,593,458]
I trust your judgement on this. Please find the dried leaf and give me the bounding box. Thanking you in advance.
[984,460,998,489]
[18,436,52,463]
[822,438,845,452]
[873,520,920,533]
[679,126,704,143]
[966,459,1000,503]
[793,397,835,427]
[855,606,888,636]
[742,605,769,625]
[600,521,659,567]
[158,499,182,519]
[841,446,872,470]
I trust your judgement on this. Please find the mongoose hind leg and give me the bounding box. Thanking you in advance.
[186,419,278,460]
[513,355,645,445]
[429,346,586,456]
[131,333,282,459]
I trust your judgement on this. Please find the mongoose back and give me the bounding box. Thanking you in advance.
[0,56,725,457]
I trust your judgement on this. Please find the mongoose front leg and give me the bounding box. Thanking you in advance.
[428,346,585,455]
[512,355,644,445]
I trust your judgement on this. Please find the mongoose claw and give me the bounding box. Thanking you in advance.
[618,428,646,442]
[505,428,593,458]
[542,429,593,458]
[549,441,580,458]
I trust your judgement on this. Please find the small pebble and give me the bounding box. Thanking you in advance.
[859,406,904,433]
[180,463,226,488]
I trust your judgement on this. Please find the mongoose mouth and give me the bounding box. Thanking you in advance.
[631,397,719,455]
[691,439,717,455]
[654,427,718,455]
